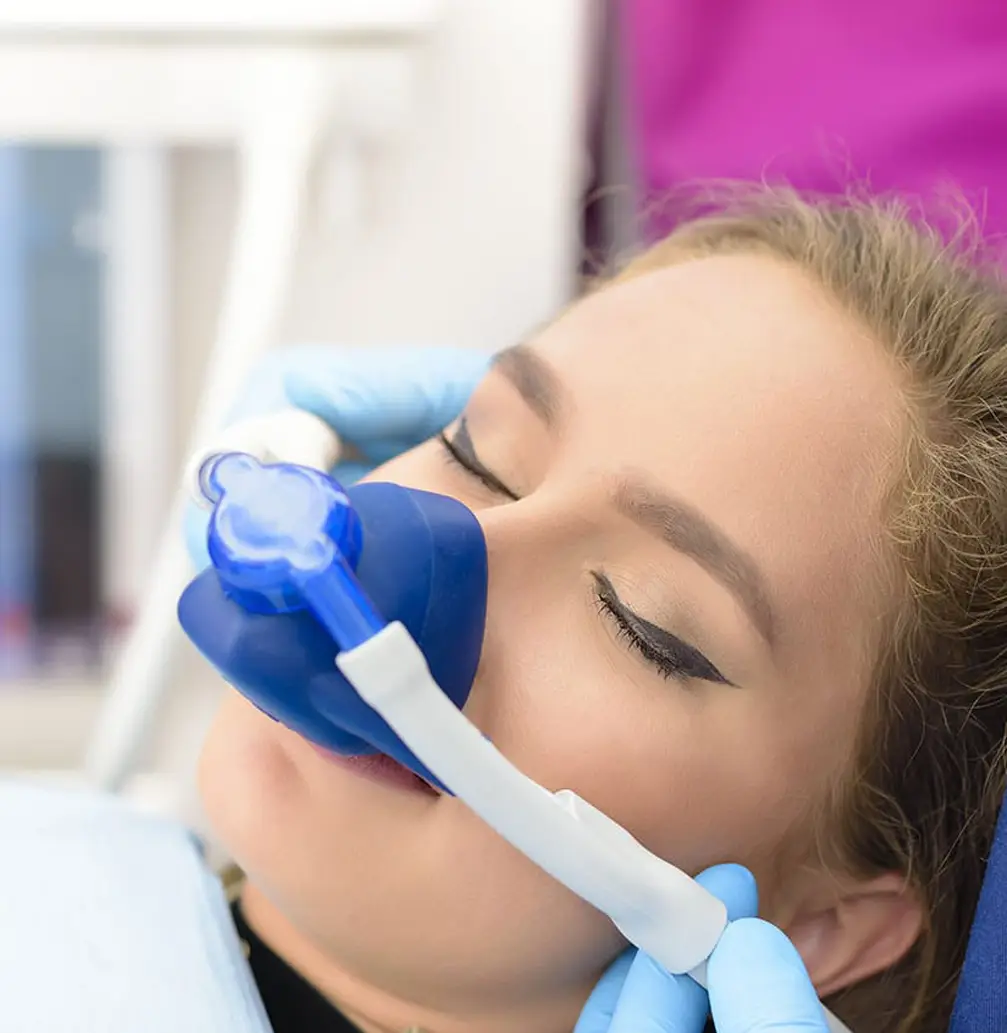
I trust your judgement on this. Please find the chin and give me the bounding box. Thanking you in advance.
[196,691,629,1012]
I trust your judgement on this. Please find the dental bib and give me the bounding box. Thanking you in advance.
[179,450,851,1033]
[0,780,270,1033]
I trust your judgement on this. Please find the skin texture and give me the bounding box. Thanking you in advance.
[199,254,921,1033]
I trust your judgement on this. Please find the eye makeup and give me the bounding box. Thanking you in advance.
[435,422,732,687]
[591,572,732,686]
[437,418,521,501]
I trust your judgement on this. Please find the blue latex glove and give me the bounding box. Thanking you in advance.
[184,345,489,569]
[575,864,829,1033]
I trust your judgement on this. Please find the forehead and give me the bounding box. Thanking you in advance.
[543,254,894,411]
[531,254,906,657]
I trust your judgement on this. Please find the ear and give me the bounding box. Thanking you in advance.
[781,873,922,997]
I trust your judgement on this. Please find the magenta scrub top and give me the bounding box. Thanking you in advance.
[622,1,1007,243]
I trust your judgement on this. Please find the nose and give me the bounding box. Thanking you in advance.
[477,487,597,596]
[461,490,598,726]
[178,465,490,790]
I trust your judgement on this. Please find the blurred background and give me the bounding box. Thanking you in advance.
[0,2,600,804]
[1,1,1005,819]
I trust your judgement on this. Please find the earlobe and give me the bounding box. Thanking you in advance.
[784,873,922,998]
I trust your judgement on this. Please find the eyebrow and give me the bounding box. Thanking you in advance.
[490,345,774,645]
[613,478,776,647]
[490,345,563,426]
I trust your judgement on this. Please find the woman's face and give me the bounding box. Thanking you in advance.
[199,254,908,1029]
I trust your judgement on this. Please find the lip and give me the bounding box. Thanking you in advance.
[313,745,440,796]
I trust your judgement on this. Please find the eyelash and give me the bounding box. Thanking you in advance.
[436,426,728,686]
[436,427,520,500]
[592,576,727,685]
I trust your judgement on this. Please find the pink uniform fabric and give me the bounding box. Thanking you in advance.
[622,1,1007,243]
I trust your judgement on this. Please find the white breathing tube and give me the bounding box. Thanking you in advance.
[190,411,853,1033]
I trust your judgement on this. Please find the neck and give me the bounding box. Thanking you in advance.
[240,883,589,1033]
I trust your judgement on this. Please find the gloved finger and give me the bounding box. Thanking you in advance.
[573,865,758,1033]
[573,950,636,1033]
[695,864,759,922]
[183,501,211,572]
[332,461,375,486]
[708,919,829,1033]
[608,953,708,1033]
[283,345,489,443]
[225,349,307,423]
[600,867,759,1033]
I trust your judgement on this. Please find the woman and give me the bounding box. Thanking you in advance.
[195,192,1007,1033]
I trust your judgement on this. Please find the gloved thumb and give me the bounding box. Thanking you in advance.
[574,865,758,1033]
[183,502,212,572]
[283,345,489,445]
[606,865,759,1033]
[708,919,830,1033]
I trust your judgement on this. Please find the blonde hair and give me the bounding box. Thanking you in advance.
[615,191,1007,1033]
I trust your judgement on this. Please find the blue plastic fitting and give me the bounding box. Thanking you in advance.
[178,453,488,791]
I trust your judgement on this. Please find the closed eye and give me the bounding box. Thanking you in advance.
[592,572,732,686]
[438,423,730,686]
[436,419,521,501]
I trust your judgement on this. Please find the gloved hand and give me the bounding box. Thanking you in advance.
[575,864,830,1033]
[184,345,489,569]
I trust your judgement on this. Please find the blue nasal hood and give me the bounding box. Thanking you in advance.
[177,454,488,791]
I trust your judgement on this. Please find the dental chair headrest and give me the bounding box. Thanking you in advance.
[949,794,1007,1032]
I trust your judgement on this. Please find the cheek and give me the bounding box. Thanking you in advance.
[355,439,846,902]
[197,693,305,874]
[469,590,813,879]
[474,548,856,885]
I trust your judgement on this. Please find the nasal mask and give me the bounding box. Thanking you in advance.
[179,415,850,1033]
